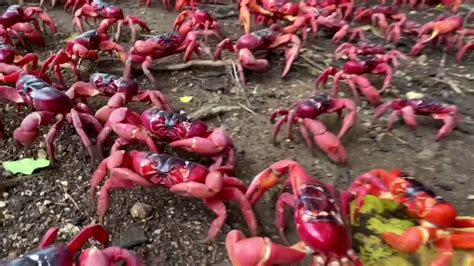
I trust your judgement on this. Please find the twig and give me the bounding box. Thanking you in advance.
[436,53,446,78]
[63,190,81,212]
[0,173,42,188]
[144,59,236,71]
[299,54,325,72]
[237,102,257,114]
[386,132,417,151]
[188,105,241,120]
[431,78,464,95]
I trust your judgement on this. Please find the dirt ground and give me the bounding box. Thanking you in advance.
[0,1,473,265]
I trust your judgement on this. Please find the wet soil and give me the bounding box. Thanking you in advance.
[0,1,473,265]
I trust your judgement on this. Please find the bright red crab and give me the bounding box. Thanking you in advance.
[123,25,219,85]
[312,12,365,44]
[385,19,420,45]
[315,0,354,19]
[271,93,356,163]
[96,107,236,171]
[41,29,127,87]
[226,160,362,265]
[410,15,466,56]
[347,169,474,266]
[0,37,39,83]
[0,5,57,48]
[352,5,406,32]
[334,41,408,66]
[0,74,102,160]
[374,98,460,142]
[73,0,150,42]
[91,150,258,241]
[3,224,142,266]
[214,24,301,85]
[316,56,395,106]
[173,8,223,40]
[70,72,172,123]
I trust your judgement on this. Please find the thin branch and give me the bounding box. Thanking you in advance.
[189,105,241,120]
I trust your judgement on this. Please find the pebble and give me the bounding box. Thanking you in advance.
[60,223,80,235]
[38,204,48,215]
[59,181,68,187]
[183,240,190,245]
[114,226,148,248]
[2,192,8,198]
[24,190,33,197]
[40,191,45,197]
[208,246,214,251]
[0,201,6,208]
[43,200,52,206]
[417,142,440,160]
[468,195,474,200]
[130,202,153,219]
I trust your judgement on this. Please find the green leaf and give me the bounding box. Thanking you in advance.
[2,158,51,175]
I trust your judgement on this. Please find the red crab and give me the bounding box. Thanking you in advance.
[41,29,127,87]
[123,25,219,85]
[352,5,406,31]
[96,107,236,171]
[374,98,460,142]
[91,150,258,241]
[214,24,301,85]
[0,37,39,83]
[3,224,142,266]
[70,72,172,123]
[226,160,362,265]
[73,0,150,41]
[347,169,474,266]
[0,5,57,47]
[0,74,102,160]
[457,41,473,62]
[385,19,420,45]
[334,41,408,67]
[173,8,223,40]
[312,12,365,44]
[411,15,465,56]
[271,93,356,163]
[316,0,355,19]
[316,56,395,106]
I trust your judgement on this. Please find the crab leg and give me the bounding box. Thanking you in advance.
[45,114,66,161]
[13,111,56,147]
[226,230,307,265]
[275,192,297,244]
[38,228,60,248]
[67,224,109,253]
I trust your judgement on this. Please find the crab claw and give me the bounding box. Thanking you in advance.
[67,224,110,253]
[226,230,307,265]
[432,108,460,142]
[299,118,347,163]
[169,128,233,156]
[383,226,436,253]
[316,67,338,90]
[79,247,143,266]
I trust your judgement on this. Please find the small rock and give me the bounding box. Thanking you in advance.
[39,191,45,197]
[43,200,52,206]
[416,54,428,65]
[59,181,68,187]
[0,201,6,208]
[114,226,149,249]
[24,190,33,197]
[208,246,214,251]
[130,202,152,219]
[417,143,441,160]
[37,149,47,159]
[468,195,474,200]
[38,205,47,214]
[2,192,9,198]
[183,240,190,245]
[60,223,80,235]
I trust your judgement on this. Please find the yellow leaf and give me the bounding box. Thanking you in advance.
[180,96,193,103]
[360,25,373,31]
[406,91,424,100]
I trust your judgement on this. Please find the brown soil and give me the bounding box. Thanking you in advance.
[0,1,473,265]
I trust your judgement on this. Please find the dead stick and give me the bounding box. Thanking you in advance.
[189,105,241,120]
